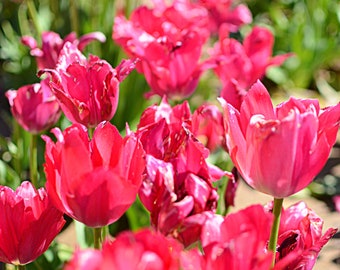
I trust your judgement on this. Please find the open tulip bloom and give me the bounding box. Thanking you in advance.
[39,42,136,128]
[219,80,340,264]
[211,26,292,110]
[5,78,61,134]
[42,121,145,228]
[219,80,340,199]
[0,181,65,266]
[112,1,211,100]
[21,31,106,70]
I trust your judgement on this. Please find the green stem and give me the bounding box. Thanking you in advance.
[102,225,109,240]
[12,121,22,175]
[93,227,102,249]
[88,127,95,139]
[74,220,88,248]
[268,197,284,267]
[26,0,42,39]
[217,176,228,216]
[29,133,38,187]
[16,264,27,270]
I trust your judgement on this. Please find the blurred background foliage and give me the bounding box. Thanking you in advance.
[246,0,340,101]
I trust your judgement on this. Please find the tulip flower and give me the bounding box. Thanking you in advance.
[220,80,340,265]
[195,0,252,33]
[21,31,106,70]
[42,121,145,228]
[64,249,102,270]
[113,1,210,99]
[5,78,61,134]
[204,204,274,270]
[219,80,340,198]
[272,201,337,269]
[65,229,203,269]
[0,181,65,266]
[136,98,232,246]
[211,26,291,110]
[39,42,136,128]
[192,103,225,152]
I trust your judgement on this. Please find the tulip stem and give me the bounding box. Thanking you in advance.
[93,227,102,249]
[16,265,26,270]
[268,197,284,267]
[88,127,94,139]
[29,133,38,187]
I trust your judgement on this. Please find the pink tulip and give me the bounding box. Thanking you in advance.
[21,31,106,69]
[39,42,136,128]
[42,121,145,227]
[6,78,61,134]
[113,1,210,99]
[195,0,252,33]
[219,80,340,198]
[136,98,231,246]
[65,229,203,269]
[0,181,65,265]
[64,249,102,270]
[273,201,337,269]
[211,26,291,110]
[204,204,274,270]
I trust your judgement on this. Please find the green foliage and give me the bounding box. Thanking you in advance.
[247,0,340,92]
[25,242,73,270]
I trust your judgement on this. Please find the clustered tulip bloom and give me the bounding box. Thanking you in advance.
[0,181,65,266]
[219,80,340,198]
[43,121,145,227]
[201,202,336,269]
[203,205,274,269]
[40,42,136,128]
[113,0,211,99]
[21,31,106,70]
[273,201,337,269]
[211,26,291,110]
[5,78,61,134]
[136,98,232,246]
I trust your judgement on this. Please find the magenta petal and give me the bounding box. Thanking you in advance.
[91,121,123,168]
[21,36,37,50]
[218,97,246,170]
[0,182,65,265]
[239,80,275,126]
[200,213,224,247]
[115,58,138,82]
[77,31,106,51]
[185,174,210,211]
